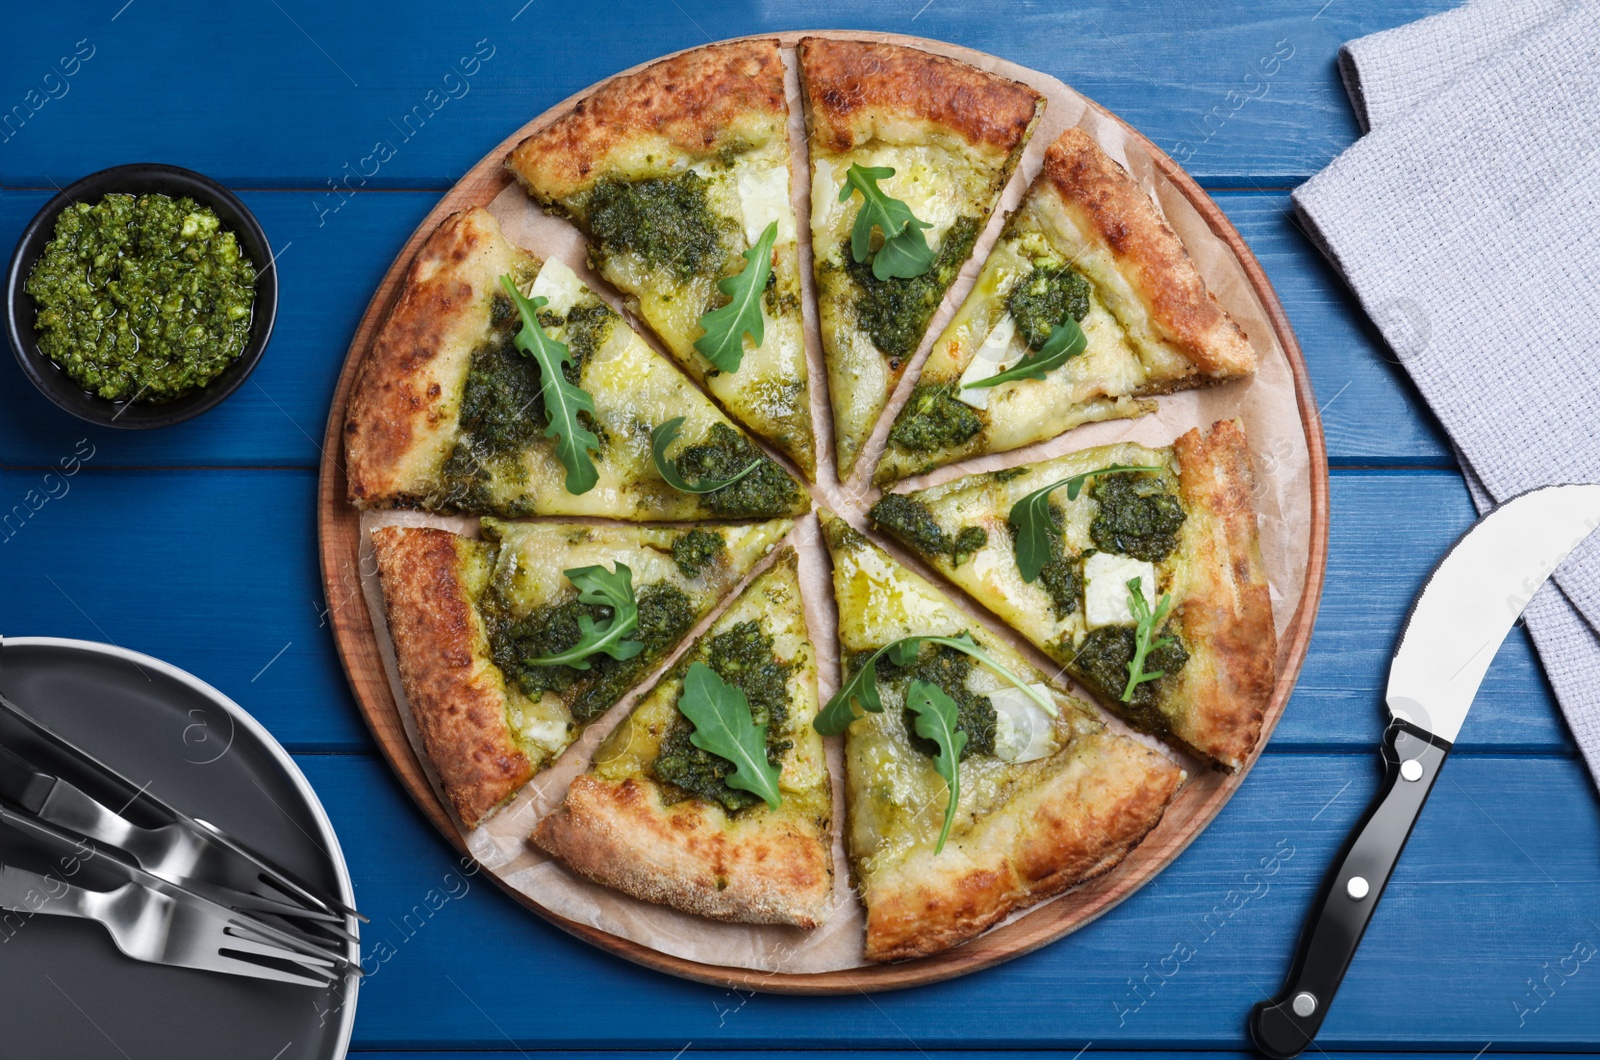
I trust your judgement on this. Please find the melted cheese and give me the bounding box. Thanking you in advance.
[1083,552,1157,629]
[736,160,796,246]
[529,257,586,316]
[955,312,1022,410]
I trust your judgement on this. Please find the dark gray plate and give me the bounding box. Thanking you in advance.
[0,638,357,1060]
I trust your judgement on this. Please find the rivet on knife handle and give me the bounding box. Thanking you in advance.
[1249,719,1449,1058]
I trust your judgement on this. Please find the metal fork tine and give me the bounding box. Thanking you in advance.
[219,931,339,971]
[210,952,340,989]
[225,914,362,973]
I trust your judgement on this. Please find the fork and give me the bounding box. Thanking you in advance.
[0,861,340,987]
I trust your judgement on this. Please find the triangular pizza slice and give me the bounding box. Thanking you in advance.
[799,37,1045,478]
[875,128,1256,485]
[534,547,833,927]
[506,40,817,477]
[345,206,806,520]
[869,420,1275,769]
[371,517,790,828]
[818,512,1182,961]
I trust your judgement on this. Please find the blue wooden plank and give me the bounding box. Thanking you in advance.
[0,467,1572,755]
[302,750,1600,1049]
[0,0,1453,191]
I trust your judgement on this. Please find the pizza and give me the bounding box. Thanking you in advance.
[370,517,790,827]
[534,548,833,926]
[505,40,816,477]
[874,128,1257,485]
[799,37,1045,477]
[818,512,1183,960]
[868,420,1275,769]
[345,206,807,521]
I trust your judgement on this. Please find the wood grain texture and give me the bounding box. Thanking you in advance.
[313,32,1327,993]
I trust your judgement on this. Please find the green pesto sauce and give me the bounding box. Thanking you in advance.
[887,383,984,455]
[486,581,695,724]
[844,216,981,365]
[870,493,987,568]
[653,621,794,813]
[990,466,1030,484]
[25,192,256,402]
[1005,262,1090,350]
[1032,505,1082,620]
[586,172,733,281]
[1089,471,1187,563]
[675,423,800,518]
[871,643,996,761]
[670,529,725,579]
[1071,624,1190,725]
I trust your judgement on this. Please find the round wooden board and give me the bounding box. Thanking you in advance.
[318,31,1330,994]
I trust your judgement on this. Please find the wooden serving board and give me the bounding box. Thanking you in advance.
[317,31,1329,994]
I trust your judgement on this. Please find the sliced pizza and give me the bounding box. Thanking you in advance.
[818,512,1182,961]
[345,206,806,521]
[869,419,1274,769]
[371,517,790,828]
[505,40,816,477]
[534,548,832,927]
[799,37,1045,477]
[874,128,1257,485]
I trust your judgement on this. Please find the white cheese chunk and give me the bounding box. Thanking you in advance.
[516,713,572,755]
[990,684,1059,763]
[956,313,1022,410]
[528,257,588,317]
[736,162,796,246]
[1083,551,1158,630]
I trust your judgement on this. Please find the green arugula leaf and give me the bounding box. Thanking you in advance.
[1007,464,1167,583]
[499,275,602,495]
[904,679,966,854]
[649,416,763,495]
[838,164,935,281]
[677,661,783,809]
[961,317,1088,391]
[525,563,644,670]
[1121,576,1176,703]
[693,220,778,374]
[813,631,1055,736]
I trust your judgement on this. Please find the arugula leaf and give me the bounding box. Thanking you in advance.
[813,631,1055,736]
[650,416,762,495]
[693,220,778,374]
[1007,464,1166,583]
[525,563,644,670]
[1121,576,1176,703]
[677,661,783,809]
[499,275,602,495]
[839,164,935,281]
[961,317,1088,391]
[904,679,966,854]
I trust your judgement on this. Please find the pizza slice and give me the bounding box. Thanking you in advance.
[534,548,833,927]
[874,128,1257,485]
[799,37,1045,477]
[505,40,816,477]
[345,206,806,521]
[818,512,1182,961]
[371,517,790,828]
[869,420,1274,770]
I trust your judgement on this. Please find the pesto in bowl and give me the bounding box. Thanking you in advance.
[25,191,257,402]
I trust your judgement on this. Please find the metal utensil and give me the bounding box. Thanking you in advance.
[1250,483,1600,1057]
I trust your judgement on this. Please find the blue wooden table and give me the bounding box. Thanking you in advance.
[5,2,1599,1055]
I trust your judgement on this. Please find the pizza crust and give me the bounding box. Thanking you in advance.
[370,525,531,828]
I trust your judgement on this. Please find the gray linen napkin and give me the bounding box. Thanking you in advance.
[1292,0,1600,783]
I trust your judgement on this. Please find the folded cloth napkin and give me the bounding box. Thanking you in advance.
[1293,0,1600,784]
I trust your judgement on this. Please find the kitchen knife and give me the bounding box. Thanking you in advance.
[1249,483,1600,1058]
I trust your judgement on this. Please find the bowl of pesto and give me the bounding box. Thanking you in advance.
[5,163,277,428]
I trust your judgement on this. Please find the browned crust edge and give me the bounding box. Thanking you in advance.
[534,775,834,928]
[1169,419,1277,770]
[863,736,1183,962]
[507,39,787,202]
[370,525,531,827]
[1040,128,1256,378]
[797,36,1044,156]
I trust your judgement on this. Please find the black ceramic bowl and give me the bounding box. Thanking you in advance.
[5,163,277,429]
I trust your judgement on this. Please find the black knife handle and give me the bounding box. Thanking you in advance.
[0,742,56,815]
[1249,719,1449,1058]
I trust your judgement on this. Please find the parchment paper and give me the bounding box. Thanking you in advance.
[356,33,1314,975]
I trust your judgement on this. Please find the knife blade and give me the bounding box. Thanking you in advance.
[1250,483,1600,1058]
